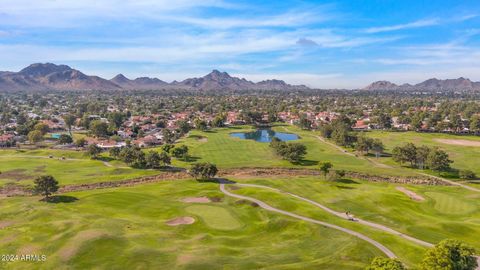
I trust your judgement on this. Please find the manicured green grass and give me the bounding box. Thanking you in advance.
[185,205,242,230]
[171,125,414,176]
[230,176,480,253]
[0,180,383,269]
[0,149,158,186]
[425,192,477,214]
[366,131,480,177]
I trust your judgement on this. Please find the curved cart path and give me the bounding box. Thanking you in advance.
[236,183,433,247]
[220,183,397,258]
[224,183,480,269]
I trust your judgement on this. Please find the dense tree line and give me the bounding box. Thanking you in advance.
[392,143,452,171]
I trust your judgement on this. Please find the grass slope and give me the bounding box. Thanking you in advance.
[0,180,382,269]
[231,176,480,252]
[172,125,414,176]
[0,149,157,186]
[366,131,480,176]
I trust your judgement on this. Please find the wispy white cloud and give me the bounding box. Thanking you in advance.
[0,0,241,28]
[453,14,478,22]
[364,19,439,33]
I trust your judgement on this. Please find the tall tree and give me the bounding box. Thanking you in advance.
[89,120,109,138]
[172,145,189,161]
[63,114,76,135]
[145,151,161,169]
[28,130,43,144]
[421,239,477,270]
[426,148,452,171]
[319,162,333,178]
[87,144,102,159]
[34,175,59,201]
[415,146,430,170]
[392,143,417,167]
[371,139,384,158]
[34,122,49,135]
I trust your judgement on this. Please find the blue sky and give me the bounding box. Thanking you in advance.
[0,0,479,88]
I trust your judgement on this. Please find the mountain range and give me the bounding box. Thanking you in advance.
[1,63,479,92]
[0,63,308,91]
[363,78,480,91]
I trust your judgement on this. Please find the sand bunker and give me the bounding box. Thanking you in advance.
[396,187,425,201]
[434,139,480,147]
[166,217,195,226]
[182,197,211,203]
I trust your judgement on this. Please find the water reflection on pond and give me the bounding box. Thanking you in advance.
[230,129,299,143]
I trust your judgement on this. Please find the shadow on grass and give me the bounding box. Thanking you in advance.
[226,126,244,130]
[295,159,319,166]
[43,195,79,203]
[438,169,460,179]
[203,130,218,133]
[336,185,355,189]
[188,135,206,140]
[97,156,115,162]
[159,166,186,172]
[336,178,360,184]
[184,156,201,162]
[196,178,237,184]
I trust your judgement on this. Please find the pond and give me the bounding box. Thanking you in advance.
[230,129,299,143]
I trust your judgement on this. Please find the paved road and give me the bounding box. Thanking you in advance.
[220,183,397,258]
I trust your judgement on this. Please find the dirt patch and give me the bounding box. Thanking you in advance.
[0,221,14,229]
[0,233,17,244]
[198,138,208,142]
[0,169,30,181]
[58,171,190,193]
[209,196,223,202]
[17,244,40,254]
[177,254,195,265]
[434,139,480,147]
[182,197,211,203]
[166,217,195,226]
[396,187,425,201]
[0,183,32,197]
[58,230,108,261]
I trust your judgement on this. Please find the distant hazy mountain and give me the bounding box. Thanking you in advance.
[110,74,168,90]
[364,77,480,91]
[0,63,308,91]
[363,80,399,90]
[171,70,308,91]
[0,63,121,91]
